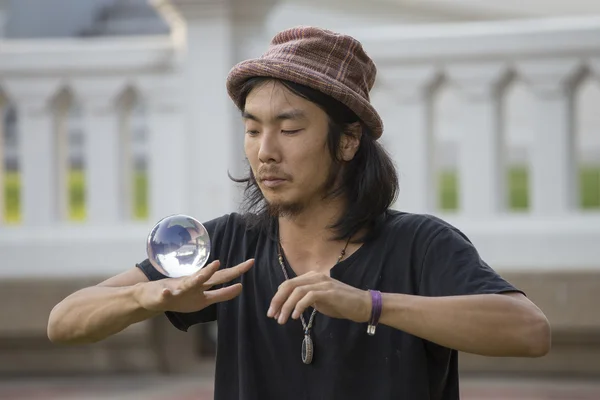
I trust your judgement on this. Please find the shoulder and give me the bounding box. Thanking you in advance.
[203,212,262,243]
[382,210,459,237]
[203,212,247,234]
[380,210,473,251]
[203,212,265,263]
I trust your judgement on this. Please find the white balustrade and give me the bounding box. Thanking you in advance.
[0,36,179,277]
[1,9,600,278]
[358,17,600,271]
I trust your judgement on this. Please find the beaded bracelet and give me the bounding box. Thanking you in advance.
[367,290,382,336]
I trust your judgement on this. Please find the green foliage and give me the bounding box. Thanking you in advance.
[4,171,20,224]
[133,170,148,220]
[580,167,600,209]
[69,169,86,221]
[508,167,529,211]
[438,170,459,211]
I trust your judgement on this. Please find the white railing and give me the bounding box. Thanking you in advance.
[0,35,191,278]
[0,14,599,279]
[358,16,600,271]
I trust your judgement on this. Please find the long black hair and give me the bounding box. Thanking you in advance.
[229,77,398,242]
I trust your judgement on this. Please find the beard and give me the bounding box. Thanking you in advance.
[265,198,306,219]
[261,171,342,220]
[243,162,342,221]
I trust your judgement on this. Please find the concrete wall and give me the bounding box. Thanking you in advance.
[1,270,598,377]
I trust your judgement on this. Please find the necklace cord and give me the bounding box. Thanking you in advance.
[276,234,351,331]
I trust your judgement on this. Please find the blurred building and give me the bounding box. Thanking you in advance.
[0,0,599,379]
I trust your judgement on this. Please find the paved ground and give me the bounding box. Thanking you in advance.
[1,372,599,399]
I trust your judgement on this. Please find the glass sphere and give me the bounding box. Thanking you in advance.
[146,214,211,278]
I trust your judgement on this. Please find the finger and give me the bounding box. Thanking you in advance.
[204,283,244,305]
[180,260,221,291]
[203,259,254,289]
[267,273,325,318]
[292,288,326,320]
[277,282,329,325]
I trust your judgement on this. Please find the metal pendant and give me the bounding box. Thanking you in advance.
[301,333,314,364]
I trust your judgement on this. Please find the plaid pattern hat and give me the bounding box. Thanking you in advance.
[226,26,384,139]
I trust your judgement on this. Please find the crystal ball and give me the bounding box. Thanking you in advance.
[146,214,211,278]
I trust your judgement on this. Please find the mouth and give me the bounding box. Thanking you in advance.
[260,177,287,188]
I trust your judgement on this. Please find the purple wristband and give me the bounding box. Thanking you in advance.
[367,290,382,336]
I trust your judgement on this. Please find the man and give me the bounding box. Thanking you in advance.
[48,26,551,399]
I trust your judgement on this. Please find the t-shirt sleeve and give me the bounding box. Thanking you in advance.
[417,222,525,298]
[135,214,233,332]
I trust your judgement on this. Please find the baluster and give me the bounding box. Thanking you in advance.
[519,59,581,215]
[449,62,508,216]
[5,80,58,225]
[376,66,439,214]
[76,79,123,224]
[0,98,5,224]
[141,76,187,221]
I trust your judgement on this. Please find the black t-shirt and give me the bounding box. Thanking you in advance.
[137,210,522,400]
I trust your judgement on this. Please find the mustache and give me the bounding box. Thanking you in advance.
[255,167,292,181]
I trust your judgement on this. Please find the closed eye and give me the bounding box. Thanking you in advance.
[282,129,303,135]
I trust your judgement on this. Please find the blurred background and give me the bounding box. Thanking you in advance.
[0,0,599,398]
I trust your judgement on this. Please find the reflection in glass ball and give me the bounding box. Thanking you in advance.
[146,214,211,278]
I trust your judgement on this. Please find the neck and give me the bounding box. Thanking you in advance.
[278,197,345,245]
[276,197,357,275]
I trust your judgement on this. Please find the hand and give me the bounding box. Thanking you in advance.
[267,271,371,325]
[136,259,254,313]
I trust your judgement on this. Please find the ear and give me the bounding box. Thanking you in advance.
[339,122,362,161]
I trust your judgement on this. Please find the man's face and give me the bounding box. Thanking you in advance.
[243,81,334,216]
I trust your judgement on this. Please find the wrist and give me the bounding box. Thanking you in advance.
[131,282,155,312]
[378,293,410,329]
[125,283,162,325]
[360,290,372,323]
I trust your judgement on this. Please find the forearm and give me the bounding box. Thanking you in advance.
[379,293,551,357]
[48,284,159,345]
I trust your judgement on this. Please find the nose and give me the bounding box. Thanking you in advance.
[257,130,281,164]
